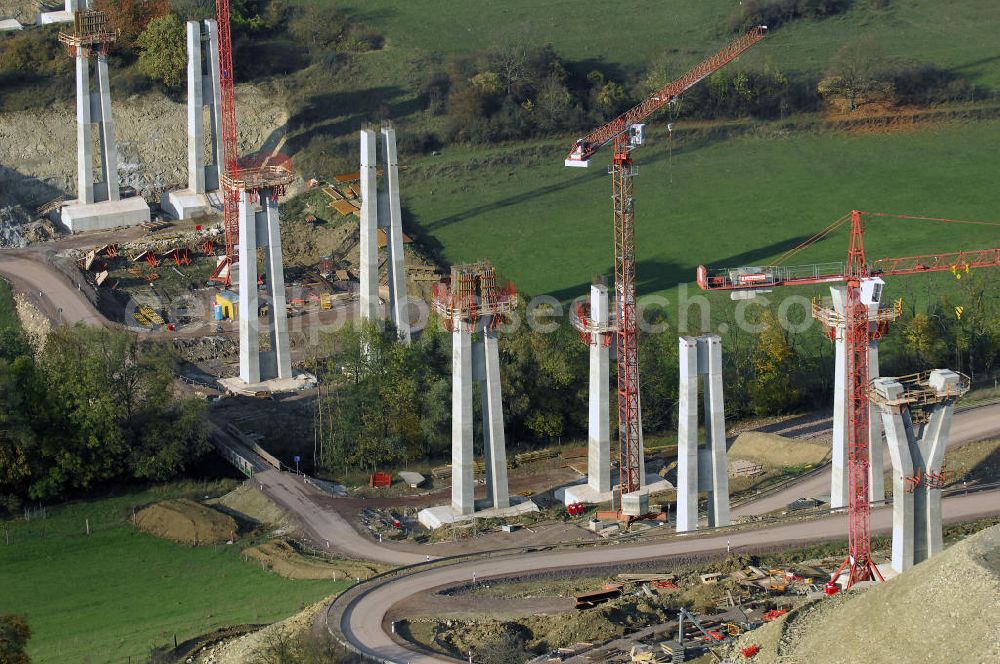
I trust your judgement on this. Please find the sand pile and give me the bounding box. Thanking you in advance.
[730,524,1000,663]
[243,539,387,580]
[728,431,829,468]
[135,499,237,546]
[208,482,287,527]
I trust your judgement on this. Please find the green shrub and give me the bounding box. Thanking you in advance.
[137,13,187,89]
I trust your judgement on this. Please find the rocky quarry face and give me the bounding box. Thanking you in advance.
[0,82,288,209]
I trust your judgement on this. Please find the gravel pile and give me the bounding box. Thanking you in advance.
[172,336,238,363]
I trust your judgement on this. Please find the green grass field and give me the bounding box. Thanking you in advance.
[0,482,346,663]
[274,0,1000,317]
[402,119,1000,305]
[325,0,1000,88]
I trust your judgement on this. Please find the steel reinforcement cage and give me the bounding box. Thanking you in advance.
[432,262,517,331]
[58,10,117,56]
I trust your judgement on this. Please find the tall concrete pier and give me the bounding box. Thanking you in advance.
[677,334,729,532]
[238,188,291,384]
[562,283,613,505]
[476,329,510,509]
[872,370,968,573]
[358,129,380,323]
[58,9,149,231]
[161,20,222,219]
[358,126,411,342]
[817,286,899,507]
[418,263,536,529]
[380,126,411,343]
[450,320,474,514]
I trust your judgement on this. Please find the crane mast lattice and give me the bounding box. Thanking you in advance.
[210,0,240,285]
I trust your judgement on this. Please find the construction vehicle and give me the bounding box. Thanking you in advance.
[565,26,766,522]
[697,210,1000,586]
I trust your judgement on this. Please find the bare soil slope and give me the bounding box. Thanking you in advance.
[731,524,1000,663]
[728,431,830,468]
[243,538,389,580]
[0,83,287,207]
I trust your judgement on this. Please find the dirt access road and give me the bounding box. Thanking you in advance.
[733,402,1000,517]
[329,489,1000,664]
[0,251,108,326]
[247,404,999,567]
[255,469,598,566]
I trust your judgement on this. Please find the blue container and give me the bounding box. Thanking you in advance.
[214,304,224,321]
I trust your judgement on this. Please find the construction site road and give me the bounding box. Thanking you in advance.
[0,251,108,326]
[331,489,1000,664]
[733,402,1000,517]
[254,469,430,566]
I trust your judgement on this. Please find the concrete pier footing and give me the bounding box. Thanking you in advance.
[162,20,222,219]
[676,334,730,532]
[63,47,149,231]
[874,369,961,573]
[238,189,292,385]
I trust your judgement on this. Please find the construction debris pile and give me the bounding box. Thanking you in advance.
[0,205,57,248]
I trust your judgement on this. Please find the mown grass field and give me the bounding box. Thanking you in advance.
[402,119,1000,306]
[0,482,346,663]
[325,0,1000,89]
[277,1,1000,324]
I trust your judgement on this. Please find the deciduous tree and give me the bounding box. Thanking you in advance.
[137,13,187,89]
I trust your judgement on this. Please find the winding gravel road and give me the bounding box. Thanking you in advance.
[332,489,1000,663]
[0,252,107,326]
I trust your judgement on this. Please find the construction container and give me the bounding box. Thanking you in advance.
[215,291,238,319]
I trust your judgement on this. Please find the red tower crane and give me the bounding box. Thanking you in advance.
[210,0,292,286]
[565,27,767,503]
[697,210,1000,587]
[209,0,240,285]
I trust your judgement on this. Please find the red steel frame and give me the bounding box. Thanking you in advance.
[612,133,642,493]
[566,27,766,164]
[834,211,883,586]
[211,0,241,286]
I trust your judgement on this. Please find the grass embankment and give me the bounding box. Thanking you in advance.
[0,481,348,663]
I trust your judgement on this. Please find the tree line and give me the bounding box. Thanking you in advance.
[0,323,209,514]
[313,276,1000,476]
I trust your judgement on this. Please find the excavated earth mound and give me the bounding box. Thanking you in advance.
[135,498,237,546]
[728,431,829,468]
[243,539,388,580]
[730,524,1000,663]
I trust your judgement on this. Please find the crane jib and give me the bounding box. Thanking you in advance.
[564,26,766,164]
